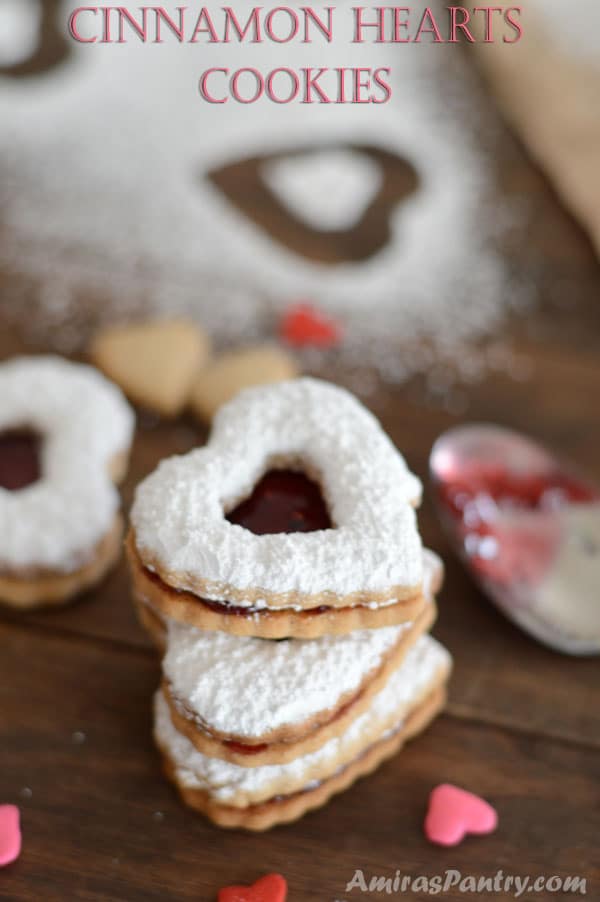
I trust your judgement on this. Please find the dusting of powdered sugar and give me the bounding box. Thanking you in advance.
[131,378,423,602]
[262,149,383,232]
[0,356,134,571]
[0,0,530,394]
[165,620,411,738]
[154,635,451,804]
[0,0,41,67]
[530,0,600,66]
[165,548,440,736]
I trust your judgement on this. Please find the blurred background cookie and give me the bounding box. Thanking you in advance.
[90,319,210,417]
[190,345,298,423]
[0,355,134,608]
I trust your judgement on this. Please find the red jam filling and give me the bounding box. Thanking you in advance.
[194,594,331,618]
[0,429,42,491]
[436,463,600,586]
[226,468,331,535]
[439,464,599,520]
[143,469,336,618]
[223,739,270,756]
[221,687,362,755]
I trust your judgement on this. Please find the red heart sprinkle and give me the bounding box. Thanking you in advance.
[218,873,287,902]
[425,784,497,847]
[280,303,342,349]
[0,805,21,867]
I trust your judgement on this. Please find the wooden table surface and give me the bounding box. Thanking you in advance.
[1,58,600,902]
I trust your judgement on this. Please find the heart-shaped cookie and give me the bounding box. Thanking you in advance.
[425,784,497,847]
[218,873,287,902]
[280,303,342,349]
[90,319,210,417]
[161,559,438,760]
[0,805,21,867]
[131,378,423,609]
[155,635,451,813]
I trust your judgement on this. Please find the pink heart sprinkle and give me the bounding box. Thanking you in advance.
[425,784,497,847]
[0,805,21,867]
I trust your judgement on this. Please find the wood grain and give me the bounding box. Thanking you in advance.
[1,623,598,901]
[1,35,600,902]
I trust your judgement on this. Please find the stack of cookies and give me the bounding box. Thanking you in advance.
[127,378,451,830]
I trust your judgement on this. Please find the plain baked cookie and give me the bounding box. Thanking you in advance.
[190,344,298,422]
[0,355,134,608]
[90,318,210,417]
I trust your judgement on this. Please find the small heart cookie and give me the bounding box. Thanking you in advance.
[280,303,342,348]
[90,319,210,417]
[425,784,497,847]
[190,345,298,423]
[0,805,21,867]
[218,873,287,902]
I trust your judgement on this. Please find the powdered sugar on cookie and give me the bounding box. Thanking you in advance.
[131,378,423,606]
[155,636,451,807]
[164,549,442,738]
[165,621,410,739]
[0,356,134,572]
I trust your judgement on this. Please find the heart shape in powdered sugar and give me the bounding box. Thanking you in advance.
[131,377,424,608]
[219,873,287,902]
[208,144,419,263]
[263,147,382,233]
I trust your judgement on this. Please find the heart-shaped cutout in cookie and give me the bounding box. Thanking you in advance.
[0,429,42,491]
[227,468,332,534]
[218,873,287,902]
[0,805,21,867]
[425,784,497,847]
